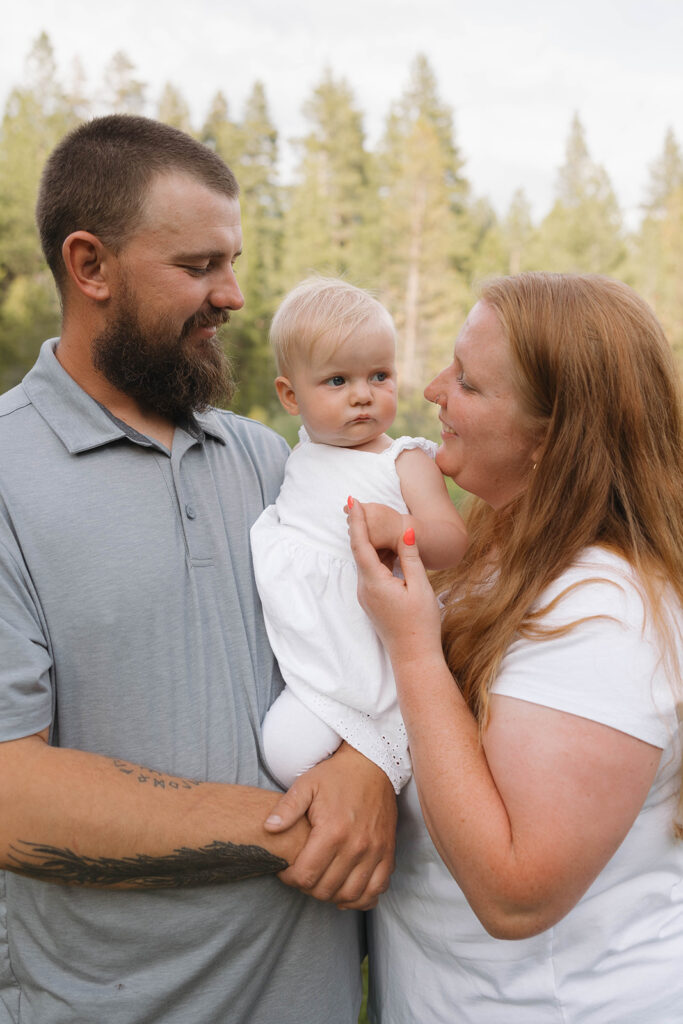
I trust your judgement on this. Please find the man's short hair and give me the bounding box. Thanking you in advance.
[36,114,239,293]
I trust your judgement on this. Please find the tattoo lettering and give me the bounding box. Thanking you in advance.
[9,840,288,889]
[113,760,202,791]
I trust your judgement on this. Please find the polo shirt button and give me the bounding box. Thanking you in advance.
[185,504,196,520]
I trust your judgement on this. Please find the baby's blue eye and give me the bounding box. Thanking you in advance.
[372,371,388,382]
[327,376,345,387]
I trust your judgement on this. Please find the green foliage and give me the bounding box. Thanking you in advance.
[281,70,377,286]
[376,55,473,393]
[531,114,625,274]
[1,35,681,422]
[102,51,146,114]
[627,131,683,365]
[218,82,283,418]
[0,33,78,388]
[156,83,193,134]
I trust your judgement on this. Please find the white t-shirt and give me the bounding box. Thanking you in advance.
[369,548,683,1023]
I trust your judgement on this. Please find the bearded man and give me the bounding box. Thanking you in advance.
[0,115,395,1024]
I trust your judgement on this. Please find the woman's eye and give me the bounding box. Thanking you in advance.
[456,373,472,391]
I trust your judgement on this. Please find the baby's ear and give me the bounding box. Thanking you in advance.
[274,376,299,415]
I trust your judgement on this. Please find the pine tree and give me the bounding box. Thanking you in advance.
[281,70,377,286]
[642,127,683,215]
[102,51,147,114]
[201,91,244,169]
[503,189,536,274]
[225,84,283,419]
[0,34,73,387]
[533,113,624,273]
[376,55,471,412]
[632,129,683,366]
[157,83,193,134]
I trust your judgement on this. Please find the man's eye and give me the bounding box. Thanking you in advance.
[183,265,210,276]
[327,376,345,387]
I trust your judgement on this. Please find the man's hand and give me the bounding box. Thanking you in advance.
[264,742,397,909]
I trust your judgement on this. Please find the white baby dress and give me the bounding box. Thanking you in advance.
[250,427,437,792]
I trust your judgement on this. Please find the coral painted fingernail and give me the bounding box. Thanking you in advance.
[403,528,415,545]
[347,495,354,508]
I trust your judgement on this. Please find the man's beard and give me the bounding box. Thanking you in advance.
[92,294,236,422]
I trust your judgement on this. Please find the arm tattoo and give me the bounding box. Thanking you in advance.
[8,840,288,888]
[112,760,203,791]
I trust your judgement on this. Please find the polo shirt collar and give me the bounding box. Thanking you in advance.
[23,339,227,454]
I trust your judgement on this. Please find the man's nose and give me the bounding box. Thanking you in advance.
[209,266,244,311]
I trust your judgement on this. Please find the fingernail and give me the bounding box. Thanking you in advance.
[403,528,415,545]
[265,814,282,826]
[347,495,354,508]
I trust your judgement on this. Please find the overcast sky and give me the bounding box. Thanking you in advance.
[3,0,682,227]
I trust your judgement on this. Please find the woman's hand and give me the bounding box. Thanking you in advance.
[347,498,442,664]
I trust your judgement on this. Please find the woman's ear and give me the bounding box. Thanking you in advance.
[530,427,547,467]
[61,231,113,302]
[275,376,300,416]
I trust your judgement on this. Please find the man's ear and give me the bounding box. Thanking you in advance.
[61,231,114,302]
[274,376,299,415]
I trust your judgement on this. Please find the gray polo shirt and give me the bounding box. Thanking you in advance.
[0,340,362,1023]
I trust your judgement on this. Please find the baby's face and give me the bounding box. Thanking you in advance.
[288,323,398,449]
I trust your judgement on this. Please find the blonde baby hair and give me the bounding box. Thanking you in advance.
[269,276,396,375]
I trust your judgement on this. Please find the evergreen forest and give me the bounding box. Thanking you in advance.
[1,34,681,445]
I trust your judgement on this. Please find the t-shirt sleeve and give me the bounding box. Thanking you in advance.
[0,519,53,741]
[491,568,678,750]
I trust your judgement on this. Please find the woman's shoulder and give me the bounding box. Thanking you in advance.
[495,547,681,744]
[539,546,677,623]
[540,548,647,602]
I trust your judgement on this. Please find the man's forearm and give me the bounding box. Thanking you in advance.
[0,733,305,888]
[7,838,287,888]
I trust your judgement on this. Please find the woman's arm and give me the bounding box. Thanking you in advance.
[358,448,468,569]
[348,504,662,938]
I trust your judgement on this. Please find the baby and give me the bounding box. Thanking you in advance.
[251,277,467,792]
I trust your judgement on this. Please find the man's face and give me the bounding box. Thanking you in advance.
[93,172,244,421]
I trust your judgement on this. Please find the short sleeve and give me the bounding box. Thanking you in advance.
[491,558,679,750]
[387,435,438,460]
[0,520,53,741]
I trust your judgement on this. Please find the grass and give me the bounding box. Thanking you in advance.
[358,957,370,1023]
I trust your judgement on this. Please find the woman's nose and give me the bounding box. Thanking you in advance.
[424,373,445,404]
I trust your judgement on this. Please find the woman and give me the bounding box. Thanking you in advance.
[348,273,683,1023]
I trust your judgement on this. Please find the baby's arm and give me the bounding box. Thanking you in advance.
[361,447,467,570]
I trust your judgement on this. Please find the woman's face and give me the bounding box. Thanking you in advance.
[424,301,543,509]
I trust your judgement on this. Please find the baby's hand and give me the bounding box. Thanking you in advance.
[345,498,405,557]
